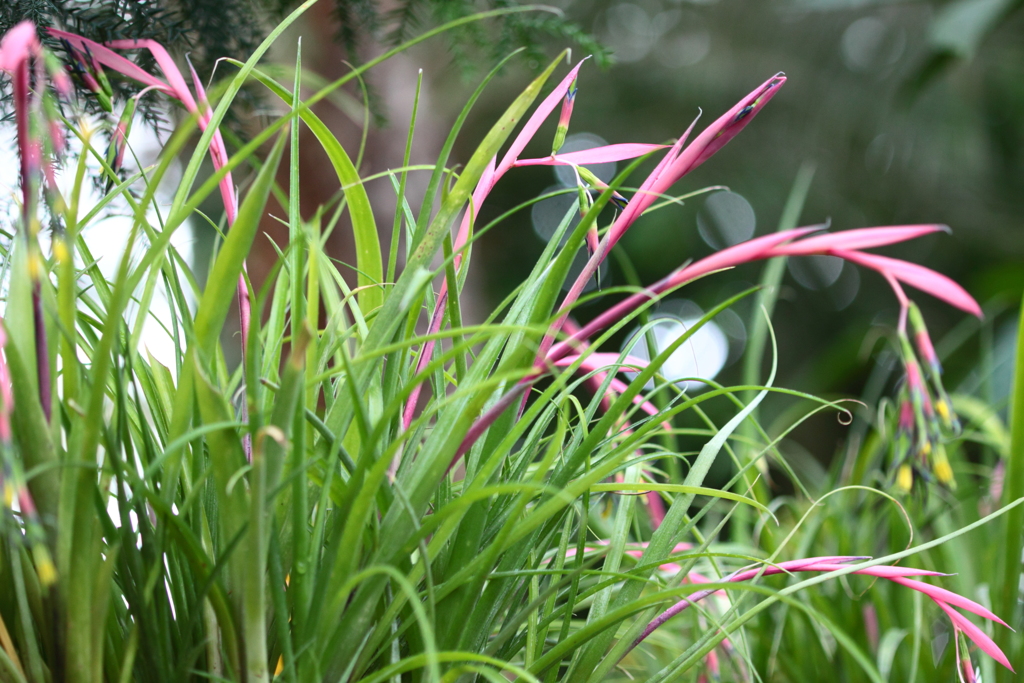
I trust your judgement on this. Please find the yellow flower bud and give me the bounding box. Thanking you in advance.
[36,555,57,587]
[935,455,955,487]
[27,252,41,280]
[897,464,913,492]
[53,237,69,264]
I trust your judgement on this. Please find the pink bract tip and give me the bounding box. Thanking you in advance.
[833,249,983,317]
[0,22,39,72]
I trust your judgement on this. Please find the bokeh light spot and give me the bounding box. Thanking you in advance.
[531,185,581,242]
[697,190,756,250]
[622,310,729,391]
[788,254,844,290]
[841,16,906,73]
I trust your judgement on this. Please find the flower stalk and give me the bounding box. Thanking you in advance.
[0,21,71,422]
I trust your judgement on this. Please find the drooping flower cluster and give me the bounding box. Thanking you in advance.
[50,28,239,224]
[890,301,963,492]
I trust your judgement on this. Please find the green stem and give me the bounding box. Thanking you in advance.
[994,290,1024,680]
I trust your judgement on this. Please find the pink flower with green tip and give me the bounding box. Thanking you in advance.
[550,74,577,155]
[59,37,114,111]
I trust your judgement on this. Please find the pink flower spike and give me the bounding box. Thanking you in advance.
[606,112,701,247]
[804,562,947,579]
[0,22,39,72]
[186,55,237,221]
[935,600,1015,672]
[186,57,218,146]
[51,29,240,227]
[455,155,497,257]
[670,226,821,286]
[47,29,171,94]
[105,39,239,216]
[665,73,786,180]
[727,557,886,583]
[889,577,1009,628]
[832,249,982,317]
[588,75,783,252]
[495,58,589,177]
[546,227,818,363]
[553,351,649,372]
[514,143,669,167]
[773,225,947,256]
[446,59,589,275]
[105,38,199,110]
[627,555,1011,677]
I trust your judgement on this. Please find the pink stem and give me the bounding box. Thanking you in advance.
[13,56,52,421]
[448,381,529,471]
[403,293,447,430]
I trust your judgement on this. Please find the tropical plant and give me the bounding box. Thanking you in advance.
[0,7,1019,683]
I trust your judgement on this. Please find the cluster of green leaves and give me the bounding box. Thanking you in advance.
[0,6,1020,683]
[729,292,1024,683]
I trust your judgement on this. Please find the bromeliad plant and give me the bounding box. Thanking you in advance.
[0,7,1020,683]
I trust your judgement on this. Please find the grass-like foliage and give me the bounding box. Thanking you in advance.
[0,6,1021,682]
